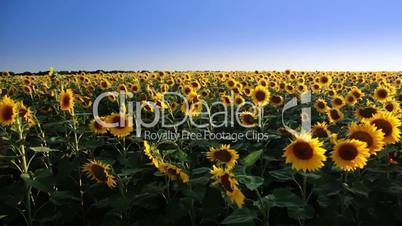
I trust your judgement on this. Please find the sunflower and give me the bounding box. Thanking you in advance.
[356,106,378,121]
[59,89,74,112]
[207,144,239,170]
[181,92,203,117]
[314,98,329,113]
[89,117,108,134]
[99,79,111,90]
[270,95,284,107]
[226,78,237,88]
[345,93,357,106]
[239,111,257,127]
[82,160,117,188]
[106,113,134,138]
[373,85,393,102]
[220,94,233,106]
[251,85,270,106]
[142,101,155,112]
[283,134,327,172]
[0,96,18,126]
[347,122,384,155]
[366,112,401,144]
[331,139,370,171]
[384,101,400,114]
[234,95,245,106]
[327,108,344,124]
[332,95,346,109]
[318,74,332,87]
[22,85,33,95]
[210,165,245,208]
[349,87,364,100]
[117,84,128,93]
[311,122,331,138]
[158,162,189,183]
[181,85,193,96]
[17,101,35,127]
[311,83,321,93]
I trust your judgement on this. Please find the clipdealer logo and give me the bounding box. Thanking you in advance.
[91,90,311,140]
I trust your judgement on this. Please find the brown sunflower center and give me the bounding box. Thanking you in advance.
[91,164,108,181]
[347,96,355,102]
[220,174,234,192]
[317,102,325,109]
[377,89,388,99]
[371,119,393,137]
[1,105,14,121]
[241,114,255,125]
[385,103,394,112]
[94,120,104,130]
[184,87,191,94]
[255,90,266,102]
[320,77,329,83]
[271,96,282,104]
[167,168,179,179]
[350,131,374,148]
[313,127,328,138]
[62,96,71,106]
[214,149,232,162]
[352,91,361,98]
[330,109,340,120]
[334,98,343,106]
[359,107,377,118]
[292,142,314,160]
[338,144,358,160]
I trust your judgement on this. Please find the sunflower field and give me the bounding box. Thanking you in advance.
[0,70,401,226]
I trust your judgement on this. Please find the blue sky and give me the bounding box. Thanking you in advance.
[1,0,402,72]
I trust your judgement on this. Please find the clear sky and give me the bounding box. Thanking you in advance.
[1,0,402,73]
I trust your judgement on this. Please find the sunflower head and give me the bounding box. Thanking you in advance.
[106,113,134,138]
[270,95,284,107]
[283,134,327,172]
[239,111,257,127]
[327,108,344,124]
[348,122,385,155]
[158,162,189,183]
[210,165,244,208]
[374,85,393,102]
[332,139,370,171]
[367,111,401,144]
[251,85,270,106]
[82,160,117,188]
[207,144,239,170]
[0,96,18,126]
[311,122,331,138]
[314,98,328,113]
[59,89,74,112]
[89,117,108,135]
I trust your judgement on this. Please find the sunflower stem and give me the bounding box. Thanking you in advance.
[17,119,33,226]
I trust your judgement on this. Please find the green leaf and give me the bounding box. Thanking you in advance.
[237,175,264,190]
[221,208,257,224]
[288,204,315,220]
[50,191,80,206]
[272,188,303,207]
[269,167,294,181]
[21,168,54,192]
[241,149,263,167]
[117,168,144,177]
[192,167,210,175]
